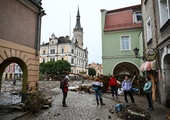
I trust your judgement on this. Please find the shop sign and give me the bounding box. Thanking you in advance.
[144,48,156,61]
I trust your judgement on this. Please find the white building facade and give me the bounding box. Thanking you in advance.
[40,8,88,74]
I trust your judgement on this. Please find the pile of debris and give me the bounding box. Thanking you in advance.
[115,104,151,120]
[69,84,93,93]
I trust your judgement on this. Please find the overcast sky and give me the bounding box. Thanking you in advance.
[41,0,141,64]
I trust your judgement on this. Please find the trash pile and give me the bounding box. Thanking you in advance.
[109,103,151,120]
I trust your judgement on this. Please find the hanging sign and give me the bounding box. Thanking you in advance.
[144,48,156,61]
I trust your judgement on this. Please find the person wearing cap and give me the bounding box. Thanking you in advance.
[92,77,105,105]
[60,76,70,107]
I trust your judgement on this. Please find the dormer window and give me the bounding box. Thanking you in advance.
[134,12,142,22]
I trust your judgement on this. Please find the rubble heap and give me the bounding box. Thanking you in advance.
[117,104,151,120]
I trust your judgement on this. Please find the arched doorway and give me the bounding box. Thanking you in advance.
[0,57,28,103]
[163,54,170,104]
[113,62,140,75]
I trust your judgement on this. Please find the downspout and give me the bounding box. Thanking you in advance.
[36,9,46,56]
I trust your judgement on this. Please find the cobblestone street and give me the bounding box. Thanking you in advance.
[18,91,120,120]
[17,80,121,120]
[1,80,169,120]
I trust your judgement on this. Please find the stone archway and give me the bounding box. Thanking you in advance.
[113,62,140,75]
[0,39,40,98]
[0,57,28,95]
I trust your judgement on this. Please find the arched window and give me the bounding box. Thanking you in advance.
[71,49,74,54]
[62,48,64,53]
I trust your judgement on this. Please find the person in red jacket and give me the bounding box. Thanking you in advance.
[61,76,69,107]
[108,74,118,99]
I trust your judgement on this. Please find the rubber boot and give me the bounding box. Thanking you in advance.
[96,98,99,105]
[100,98,105,105]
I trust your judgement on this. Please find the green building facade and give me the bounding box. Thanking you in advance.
[101,5,143,75]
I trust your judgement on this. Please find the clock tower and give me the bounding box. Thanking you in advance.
[73,7,83,49]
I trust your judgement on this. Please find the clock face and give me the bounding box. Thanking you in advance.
[74,33,78,37]
[144,48,156,61]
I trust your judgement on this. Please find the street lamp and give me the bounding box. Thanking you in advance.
[133,47,139,58]
[133,47,145,61]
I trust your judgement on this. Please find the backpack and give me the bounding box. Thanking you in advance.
[60,80,64,89]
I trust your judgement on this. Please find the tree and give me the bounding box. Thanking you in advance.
[88,67,96,77]
[39,61,57,75]
[39,62,46,74]
[39,60,71,77]
[55,60,71,75]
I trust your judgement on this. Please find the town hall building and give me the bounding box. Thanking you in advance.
[40,8,88,74]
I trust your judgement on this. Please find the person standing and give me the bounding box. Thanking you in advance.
[60,76,69,107]
[122,76,135,104]
[144,76,153,110]
[108,75,118,99]
[92,77,105,105]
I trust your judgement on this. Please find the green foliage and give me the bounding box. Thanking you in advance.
[39,61,57,75]
[88,67,96,77]
[39,60,71,76]
[39,62,46,74]
[55,60,71,74]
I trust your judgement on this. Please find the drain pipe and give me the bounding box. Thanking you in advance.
[36,9,46,56]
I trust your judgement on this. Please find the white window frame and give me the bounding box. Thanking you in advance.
[120,35,131,51]
[158,0,170,27]
[146,17,152,42]
[134,12,142,23]
[71,58,74,64]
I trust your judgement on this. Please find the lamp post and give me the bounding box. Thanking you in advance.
[133,47,139,58]
[133,47,145,61]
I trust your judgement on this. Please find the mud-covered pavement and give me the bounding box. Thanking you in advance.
[0,80,169,120]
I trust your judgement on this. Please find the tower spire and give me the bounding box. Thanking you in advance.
[74,7,83,32]
[77,6,80,17]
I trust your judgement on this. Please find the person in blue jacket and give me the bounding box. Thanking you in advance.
[122,76,135,104]
[144,76,153,110]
